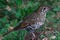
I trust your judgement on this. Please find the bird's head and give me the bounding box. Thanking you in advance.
[37,6,51,14]
[41,6,50,13]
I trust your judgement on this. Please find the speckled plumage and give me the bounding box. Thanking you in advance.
[24,6,49,33]
[1,6,50,39]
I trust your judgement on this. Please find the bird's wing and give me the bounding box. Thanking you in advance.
[13,19,35,31]
[13,21,29,30]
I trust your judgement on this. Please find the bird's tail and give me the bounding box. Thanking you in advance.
[1,20,24,37]
[2,27,23,37]
[0,23,24,38]
[0,29,13,40]
[2,30,13,37]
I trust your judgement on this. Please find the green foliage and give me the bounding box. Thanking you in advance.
[0,0,60,40]
[53,6,60,12]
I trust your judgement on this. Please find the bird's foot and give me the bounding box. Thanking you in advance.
[31,32,36,40]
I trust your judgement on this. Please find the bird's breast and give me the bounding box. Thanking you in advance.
[30,21,44,30]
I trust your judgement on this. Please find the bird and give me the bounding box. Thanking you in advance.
[0,5,50,40]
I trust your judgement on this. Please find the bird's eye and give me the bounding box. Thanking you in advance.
[42,7,48,12]
[43,7,46,10]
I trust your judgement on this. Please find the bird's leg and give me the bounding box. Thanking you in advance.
[31,32,36,40]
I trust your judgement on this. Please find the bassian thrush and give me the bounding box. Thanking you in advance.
[0,6,50,40]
